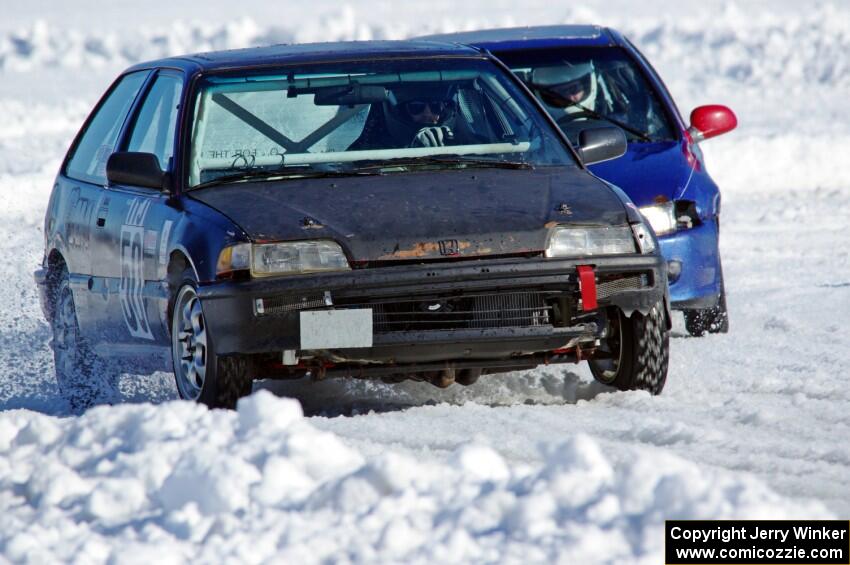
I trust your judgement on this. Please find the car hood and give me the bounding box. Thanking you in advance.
[589,141,692,206]
[190,167,628,263]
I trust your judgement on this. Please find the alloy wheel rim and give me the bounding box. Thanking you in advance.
[172,285,208,400]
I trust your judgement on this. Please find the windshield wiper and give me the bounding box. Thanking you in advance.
[353,156,533,172]
[192,169,289,189]
[560,102,653,142]
[192,156,530,189]
[191,167,380,189]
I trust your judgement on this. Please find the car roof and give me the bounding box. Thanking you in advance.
[126,40,484,74]
[420,25,623,51]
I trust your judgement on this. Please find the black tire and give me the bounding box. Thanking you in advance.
[51,270,101,411]
[683,270,729,337]
[170,268,252,409]
[588,302,669,395]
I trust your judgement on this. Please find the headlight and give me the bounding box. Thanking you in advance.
[545,226,637,257]
[630,223,657,254]
[639,202,676,235]
[216,243,251,277]
[252,240,350,276]
[216,241,350,278]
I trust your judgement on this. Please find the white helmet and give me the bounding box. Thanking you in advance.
[531,61,597,111]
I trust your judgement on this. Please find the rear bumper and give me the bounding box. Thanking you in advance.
[198,254,667,359]
[659,220,721,309]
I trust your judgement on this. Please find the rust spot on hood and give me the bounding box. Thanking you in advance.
[379,240,473,260]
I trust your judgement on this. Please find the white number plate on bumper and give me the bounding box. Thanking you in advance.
[299,309,373,349]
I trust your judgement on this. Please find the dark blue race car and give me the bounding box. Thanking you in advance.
[423,26,737,336]
[35,40,672,410]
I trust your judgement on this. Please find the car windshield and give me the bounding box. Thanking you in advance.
[187,57,577,188]
[494,47,677,144]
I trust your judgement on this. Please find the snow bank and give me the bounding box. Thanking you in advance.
[2,3,847,96]
[4,2,847,192]
[0,99,87,180]
[703,133,850,195]
[0,391,826,563]
[615,3,850,94]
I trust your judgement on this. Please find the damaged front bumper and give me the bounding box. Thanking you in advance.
[660,219,722,310]
[198,253,669,365]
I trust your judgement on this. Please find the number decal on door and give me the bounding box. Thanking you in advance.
[120,198,154,340]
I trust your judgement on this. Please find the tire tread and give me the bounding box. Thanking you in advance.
[212,355,253,409]
[589,302,669,395]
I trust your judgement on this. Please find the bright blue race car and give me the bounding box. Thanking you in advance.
[423,25,737,336]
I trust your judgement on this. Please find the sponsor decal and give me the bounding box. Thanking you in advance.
[144,230,158,255]
[120,198,154,340]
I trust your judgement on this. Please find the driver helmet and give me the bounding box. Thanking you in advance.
[531,61,598,113]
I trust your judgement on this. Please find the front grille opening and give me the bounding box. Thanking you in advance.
[257,292,329,315]
[596,273,650,300]
[340,291,555,333]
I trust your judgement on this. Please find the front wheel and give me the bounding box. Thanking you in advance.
[588,302,669,395]
[683,275,729,336]
[170,272,253,409]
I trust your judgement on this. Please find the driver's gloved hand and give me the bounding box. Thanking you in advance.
[411,126,454,147]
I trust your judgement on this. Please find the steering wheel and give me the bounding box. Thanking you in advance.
[555,110,594,128]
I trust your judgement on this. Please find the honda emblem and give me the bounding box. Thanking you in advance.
[438,239,460,256]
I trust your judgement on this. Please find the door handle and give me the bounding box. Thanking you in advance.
[96,206,108,228]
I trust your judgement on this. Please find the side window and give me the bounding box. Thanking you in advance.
[65,72,147,185]
[126,73,183,171]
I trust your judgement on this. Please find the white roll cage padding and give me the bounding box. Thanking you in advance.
[188,68,534,184]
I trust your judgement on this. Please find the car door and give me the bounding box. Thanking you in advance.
[88,69,185,366]
[58,71,149,342]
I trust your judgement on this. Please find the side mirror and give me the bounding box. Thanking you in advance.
[688,105,737,143]
[106,152,168,191]
[577,126,627,166]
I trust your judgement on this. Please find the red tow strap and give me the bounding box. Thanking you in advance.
[577,265,598,311]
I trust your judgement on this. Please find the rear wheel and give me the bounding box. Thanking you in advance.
[588,302,669,394]
[51,271,102,411]
[170,270,252,409]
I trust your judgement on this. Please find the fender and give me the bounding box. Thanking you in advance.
[165,195,250,283]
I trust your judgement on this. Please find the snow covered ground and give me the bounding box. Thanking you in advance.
[0,1,848,562]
